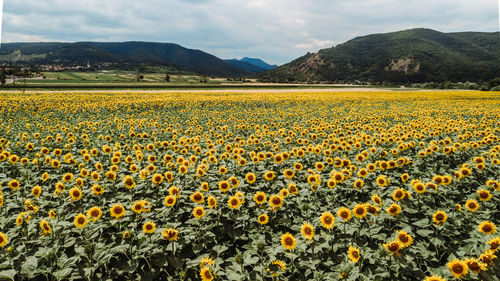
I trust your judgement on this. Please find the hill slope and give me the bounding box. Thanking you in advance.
[0,42,249,77]
[257,28,500,83]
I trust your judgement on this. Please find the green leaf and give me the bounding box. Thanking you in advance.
[0,269,16,281]
[416,229,433,237]
[54,268,73,281]
[21,256,37,279]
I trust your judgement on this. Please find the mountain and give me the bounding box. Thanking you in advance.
[257,28,500,83]
[240,57,277,70]
[0,42,249,77]
[225,57,277,73]
[225,59,267,73]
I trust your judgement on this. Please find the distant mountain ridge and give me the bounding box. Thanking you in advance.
[0,41,249,77]
[257,28,500,83]
[224,57,277,73]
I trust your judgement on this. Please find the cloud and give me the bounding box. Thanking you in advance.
[295,39,335,50]
[1,0,498,64]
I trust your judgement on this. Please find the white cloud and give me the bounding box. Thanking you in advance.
[1,0,498,64]
[295,39,335,50]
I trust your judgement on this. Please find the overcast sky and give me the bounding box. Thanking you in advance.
[1,0,499,65]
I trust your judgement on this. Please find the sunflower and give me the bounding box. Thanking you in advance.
[477,189,492,201]
[353,179,364,189]
[207,196,217,209]
[386,204,402,216]
[8,179,20,191]
[193,206,205,219]
[464,258,486,274]
[162,228,179,241]
[151,173,163,185]
[190,191,204,204]
[200,256,215,267]
[433,175,444,185]
[228,196,242,210]
[333,172,344,183]
[487,236,500,252]
[401,173,410,182]
[169,186,180,198]
[264,171,276,181]
[267,260,286,277]
[91,184,104,196]
[288,183,298,194]
[74,213,88,228]
[69,188,83,201]
[254,192,267,205]
[218,180,230,192]
[352,204,367,219]
[143,221,156,234]
[478,221,497,235]
[49,210,56,219]
[200,267,214,281]
[383,240,403,255]
[371,194,382,206]
[465,199,480,212]
[40,220,52,236]
[87,206,102,222]
[269,195,284,209]
[301,222,315,240]
[110,204,126,219]
[432,211,447,224]
[132,201,143,214]
[283,169,295,179]
[376,175,389,187]
[413,182,426,193]
[423,275,446,281]
[396,230,413,247]
[281,232,296,250]
[478,250,497,265]
[245,172,256,184]
[366,204,380,216]
[347,246,360,263]
[0,232,8,247]
[164,195,176,207]
[32,185,42,197]
[326,179,337,189]
[293,162,303,171]
[123,176,136,189]
[258,214,269,225]
[337,207,352,221]
[447,259,468,279]
[392,188,406,201]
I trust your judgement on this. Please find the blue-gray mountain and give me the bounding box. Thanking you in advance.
[224,58,277,73]
[257,28,500,83]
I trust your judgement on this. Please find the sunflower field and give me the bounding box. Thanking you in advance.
[0,91,499,281]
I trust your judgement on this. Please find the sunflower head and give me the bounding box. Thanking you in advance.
[143,221,156,234]
[478,221,497,235]
[337,207,352,220]
[432,211,447,225]
[383,240,403,255]
[447,259,468,279]
[347,246,360,263]
[280,232,296,251]
[74,213,87,228]
[301,222,315,240]
[258,214,269,225]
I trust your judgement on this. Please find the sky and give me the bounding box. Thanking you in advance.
[1,0,499,65]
